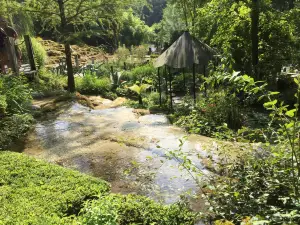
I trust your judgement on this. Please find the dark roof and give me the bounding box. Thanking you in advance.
[154,31,215,68]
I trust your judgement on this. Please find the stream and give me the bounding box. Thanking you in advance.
[14,98,222,217]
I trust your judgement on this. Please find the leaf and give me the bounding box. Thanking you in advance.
[269,92,280,96]
[285,109,296,118]
[263,100,277,108]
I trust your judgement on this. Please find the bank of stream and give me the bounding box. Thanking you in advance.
[12,96,248,215]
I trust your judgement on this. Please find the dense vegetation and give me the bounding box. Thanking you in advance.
[0,152,196,224]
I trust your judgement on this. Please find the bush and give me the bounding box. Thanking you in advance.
[30,69,66,97]
[0,76,34,149]
[0,152,197,224]
[0,114,33,149]
[79,194,197,225]
[76,73,111,95]
[125,64,156,83]
[0,152,110,224]
[0,76,32,115]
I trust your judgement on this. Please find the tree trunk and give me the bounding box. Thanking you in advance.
[138,95,143,105]
[57,0,75,92]
[251,0,259,80]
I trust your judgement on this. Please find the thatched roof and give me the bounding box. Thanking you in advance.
[154,31,215,68]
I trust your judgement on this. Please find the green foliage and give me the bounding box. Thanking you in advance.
[0,151,110,224]
[129,83,151,105]
[168,76,300,224]
[0,114,33,149]
[147,91,167,106]
[0,152,197,224]
[0,76,32,115]
[20,37,47,68]
[76,73,112,95]
[79,194,197,225]
[115,45,131,62]
[0,76,33,149]
[120,9,154,47]
[126,64,156,83]
[30,69,66,97]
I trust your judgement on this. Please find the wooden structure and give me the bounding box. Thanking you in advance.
[154,31,215,107]
[1,35,37,78]
[4,37,19,75]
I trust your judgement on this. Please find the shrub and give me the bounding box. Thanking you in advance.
[126,64,156,83]
[0,152,198,224]
[76,73,111,95]
[0,114,33,149]
[115,45,130,63]
[0,76,34,149]
[79,194,197,225]
[30,69,66,97]
[0,152,110,224]
[0,76,32,115]
[146,91,167,107]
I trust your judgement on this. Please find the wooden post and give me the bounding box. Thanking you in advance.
[158,67,162,106]
[183,68,186,93]
[193,63,196,104]
[24,35,36,71]
[203,65,207,97]
[75,55,80,69]
[169,67,173,109]
[164,65,168,97]
[5,37,19,75]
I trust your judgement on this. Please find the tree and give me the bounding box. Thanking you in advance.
[251,0,259,79]
[26,0,130,92]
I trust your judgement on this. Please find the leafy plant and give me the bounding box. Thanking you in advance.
[80,194,197,225]
[128,83,151,105]
[76,73,112,95]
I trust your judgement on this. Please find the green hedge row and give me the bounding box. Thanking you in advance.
[0,152,197,224]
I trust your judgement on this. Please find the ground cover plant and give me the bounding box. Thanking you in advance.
[0,151,197,224]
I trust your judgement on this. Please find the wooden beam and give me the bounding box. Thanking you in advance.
[158,67,162,106]
[5,37,19,75]
[169,67,173,109]
[193,63,196,104]
[24,35,36,71]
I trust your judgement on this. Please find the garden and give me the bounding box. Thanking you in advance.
[1,0,300,225]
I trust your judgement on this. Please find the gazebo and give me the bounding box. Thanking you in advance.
[154,31,215,107]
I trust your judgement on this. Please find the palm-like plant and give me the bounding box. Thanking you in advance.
[129,83,151,105]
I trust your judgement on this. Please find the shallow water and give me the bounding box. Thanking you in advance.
[17,102,216,213]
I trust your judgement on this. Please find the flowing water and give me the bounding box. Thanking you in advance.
[15,99,224,216]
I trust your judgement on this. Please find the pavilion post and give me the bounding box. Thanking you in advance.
[158,67,162,106]
[193,63,196,104]
[169,67,173,109]
[164,65,168,97]
[183,68,186,93]
[203,65,207,96]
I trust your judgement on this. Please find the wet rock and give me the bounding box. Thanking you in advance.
[133,109,150,116]
[31,105,41,110]
[75,92,95,109]
[41,102,58,112]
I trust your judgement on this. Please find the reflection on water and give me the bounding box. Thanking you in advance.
[18,102,213,212]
